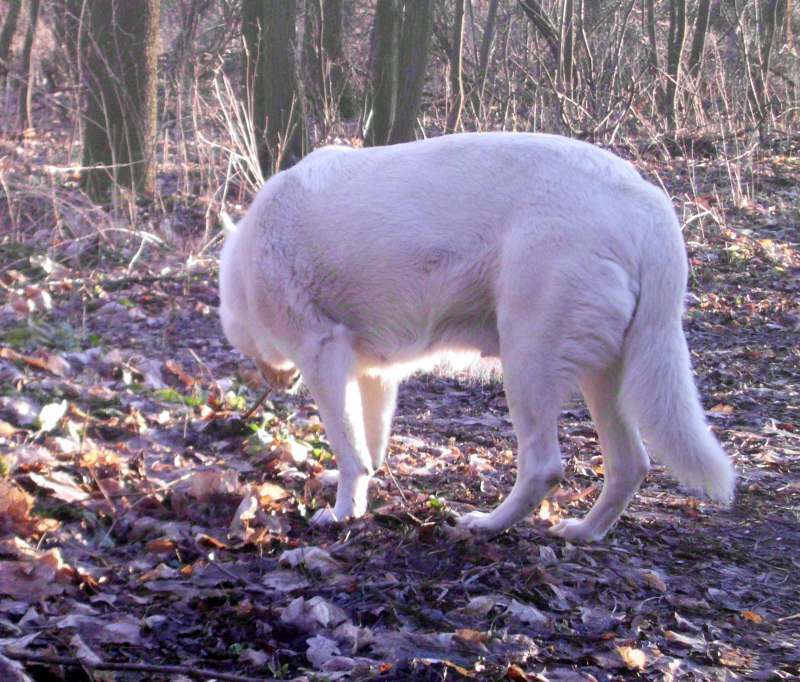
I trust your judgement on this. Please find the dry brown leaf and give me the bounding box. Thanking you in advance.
[709,403,734,414]
[454,628,488,646]
[258,480,289,501]
[640,569,668,593]
[187,469,240,501]
[505,664,529,681]
[0,348,69,377]
[0,549,75,601]
[0,480,57,537]
[145,538,177,554]
[616,645,647,670]
[28,471,90,503]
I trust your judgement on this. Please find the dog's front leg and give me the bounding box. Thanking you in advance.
[298,327,373,527]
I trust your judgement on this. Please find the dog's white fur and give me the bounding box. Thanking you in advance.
[219,132,735,542]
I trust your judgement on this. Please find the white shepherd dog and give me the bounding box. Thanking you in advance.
[219,133,735,542]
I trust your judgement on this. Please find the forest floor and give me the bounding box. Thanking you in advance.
[0,144,799,681]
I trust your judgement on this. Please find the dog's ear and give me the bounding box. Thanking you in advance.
[220,211,237,238]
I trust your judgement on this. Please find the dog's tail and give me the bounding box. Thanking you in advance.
[618,189,735,504]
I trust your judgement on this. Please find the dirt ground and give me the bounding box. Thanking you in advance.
[0,152,798,680]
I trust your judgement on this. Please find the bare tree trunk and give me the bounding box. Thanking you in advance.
[445,0,465,132]
[751,0,784,132]
[388,0,433,144]
[365,0,399,146]
[174,0,211,85]
[17,0,40,130]
[302,0,324,116]
[243,0,305,175]
[644,0,658,73]
[322,0,355,119]
[559,0,574,95]
[51,0,86,84]
[82,0,160,201]
[665,0,687,129]
[0,0,23,90]
[476,0,499,101]
[518,0,559,60]
[687,0,711,79]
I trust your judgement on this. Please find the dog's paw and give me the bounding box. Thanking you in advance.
[447,510,501,540]
[310,507,343,528]
[549,518,603,543]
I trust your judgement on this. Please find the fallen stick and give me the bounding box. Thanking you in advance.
[2,651,266,682]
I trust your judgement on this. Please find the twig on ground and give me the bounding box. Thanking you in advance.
[383,459,409,507]
[1,651,265,682]
[241,386,272,421]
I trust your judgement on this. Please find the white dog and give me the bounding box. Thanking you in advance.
[219,132,735,542]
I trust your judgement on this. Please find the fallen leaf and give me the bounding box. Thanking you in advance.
[281,596,349,632]
[29,471,89,503]
[306,634,340,669]
[279,546,342,575]
[0,481,57,537]
[616,645,647,670]
[145,538,177,554]
[37,400,68,432]
[504,600,550,629]
[0,549,75,600]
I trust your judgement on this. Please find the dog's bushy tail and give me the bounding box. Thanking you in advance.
[618,190,735,504]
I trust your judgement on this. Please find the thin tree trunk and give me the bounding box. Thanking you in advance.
[687,0,711,79]
[665,0,687,129]
[752,0,784,130]
[302,0,323,116]
[18,0,40,130]
[322,0,355,119]
[243,0,304,175]
[365,0,399,146]
[0,0,23,90]
[518,0,559,60]
[559,0,574,94]
[445,0,465,133]
[51,0,86,83]
[388,0,433,144]
[644,0,658,73]
[82,0,160,201]
[476,0,499,101]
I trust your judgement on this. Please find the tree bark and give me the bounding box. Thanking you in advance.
[518,0,559,60]
[664,0,687,129]
[242,0,304,175]
[81,0,160,201]
[445,0,465,133]
[322,0,355,119]
[559,0,574,94]
[752,0,785,127]
[0,0,23,90]
[18,0,40,130]
[388,0,433,144]
[476,0,499,101]
[365,0,399,146]
[644,0,658,73]
[51,0,85,83]
[687,0,711,79]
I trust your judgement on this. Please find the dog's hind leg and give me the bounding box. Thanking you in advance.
[550,363,650,542]
[457,329,567,536]
[299,326,375,526]
[358,374,398,470]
